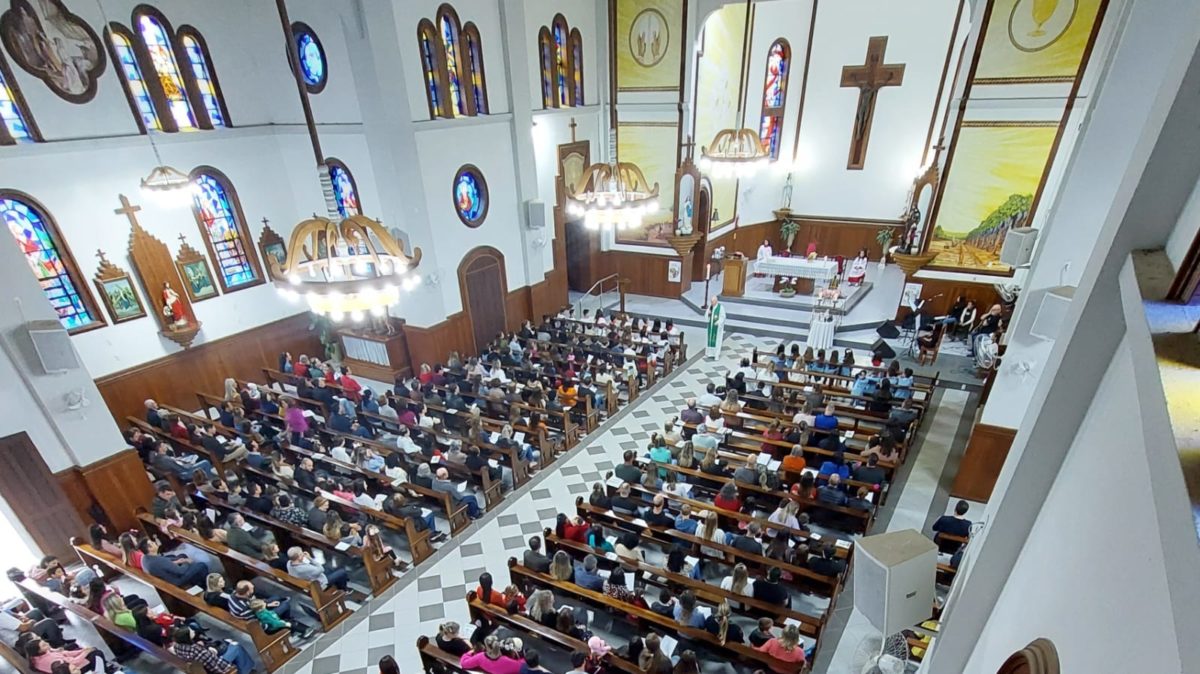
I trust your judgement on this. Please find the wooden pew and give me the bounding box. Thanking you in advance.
[0,641,36,674]
[508,559,810,673]
[70,538,299,672]
[14,578,206,674]
[134,509,351,631]
[416,636,471,674]
[189,489,398,596]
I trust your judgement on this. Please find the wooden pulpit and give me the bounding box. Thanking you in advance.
[722,255,747,297]
[337,318,411,383]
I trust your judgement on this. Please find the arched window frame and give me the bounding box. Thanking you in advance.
[568,28,584,106]
[105,23,158,134]
[176,26,230,127]
[130,5,198,131]
[1,190,104,333]
[324,158,362,219]
[0,47,39,144]
[461,23,488,115]
[537,26,555,109]
[551,14,571,108]
[416,18,450,119]
[758,38,791,161]
[435,5,468,117]
[290,21,328,95]
[188,166,263,293]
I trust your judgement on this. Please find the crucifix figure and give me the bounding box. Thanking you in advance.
[841,36,905,170]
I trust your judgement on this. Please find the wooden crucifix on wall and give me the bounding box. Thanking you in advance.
[841,36,905,170]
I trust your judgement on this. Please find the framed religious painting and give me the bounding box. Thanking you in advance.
[0,0,107,103]
[258,222,288,281]
[92,251,145,323]
[174,237,219,302]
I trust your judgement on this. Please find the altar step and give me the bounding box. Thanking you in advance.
[621,310,879,350]
[677,292,883,334]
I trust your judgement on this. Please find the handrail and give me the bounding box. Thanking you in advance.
[572,273,621,317]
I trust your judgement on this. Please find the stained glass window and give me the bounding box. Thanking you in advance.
[2,196,99,332]
[137,14,196,130]
[759,39,790,160]
[453,166,488,227]
[109,30,159,131]
[439,14,465,116]
[552,21,567,107]
[570,29,584,106]
[180,34,225,127]
[418,21,444,118]
[463,25,487,114]
[191,173,259,289]
[327,161,361,218]
[0,57,34,142]
[538,29,554,108]
[292,23,326,92]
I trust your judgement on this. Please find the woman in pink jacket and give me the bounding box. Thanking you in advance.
[24,636,110,673]
[459,635,523,674]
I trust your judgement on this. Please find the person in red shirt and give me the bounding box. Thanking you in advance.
[714,482,742,512]
[417,363,434,385]
[556,514,589,542]
[322,363,336,383]
[339,366,362,402]
[293,356,309,378]
[761,420,785,457]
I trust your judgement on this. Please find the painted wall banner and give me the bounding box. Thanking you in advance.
[615,0,684,92]
[927,122,1059,274]
[615,121,677,245]
[973,0,1107,83]
[693,3,745,228]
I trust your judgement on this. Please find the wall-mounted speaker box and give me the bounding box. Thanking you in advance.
[1028,286,1075,342]
[1000,227,1038,267]
[24,320,79,374]
[526,199,546,229]
[853,529,938,637]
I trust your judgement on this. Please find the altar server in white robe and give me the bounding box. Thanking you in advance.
[847,248,869,284]
[755,239,773,276]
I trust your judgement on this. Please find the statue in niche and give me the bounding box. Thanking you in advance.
[162,282,187,327]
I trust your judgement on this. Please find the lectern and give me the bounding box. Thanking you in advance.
[722,255,747,297]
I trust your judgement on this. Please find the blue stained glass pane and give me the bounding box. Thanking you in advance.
[420,31,441,114]
[330,165,360,218]
[553,25,567,106]
[454,171,485,223]
[181,36,224,126]
[0,62,32,140]
[440,16,465,115]
[111,34,160,131]
[763,42,788,109]
[2,198,96,331]
[137,15,196,130]
[295,31,326,87]
[572,38,583,105]
[192,175,258,287]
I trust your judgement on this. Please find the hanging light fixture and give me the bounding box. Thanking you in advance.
[566,130,660,231]
[697,0,768,179]
[272,214,422,321]
[271,0,420,322]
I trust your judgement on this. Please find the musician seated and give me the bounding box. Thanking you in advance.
[917,323,945,351]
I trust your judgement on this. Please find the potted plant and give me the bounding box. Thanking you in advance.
[309,314,342,362]
[780,217,801,251]
[875,228,895,268]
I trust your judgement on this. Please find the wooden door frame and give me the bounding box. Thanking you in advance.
[457,246,508,354]
[1168,224,1200,301]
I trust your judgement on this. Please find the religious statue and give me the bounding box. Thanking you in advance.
[781,173,794,210]
[705,295,725,359]
[162,282,185,327]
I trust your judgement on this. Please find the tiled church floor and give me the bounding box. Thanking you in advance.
[278,333,977,674]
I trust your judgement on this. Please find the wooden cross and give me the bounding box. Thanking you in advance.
[177,234,187,246]
[569,117,577,142]
[113,194,142,225]
[840,36,905,170]
[261,217,270,228]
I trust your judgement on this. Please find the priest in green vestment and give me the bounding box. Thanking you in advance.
[705,295,725,359]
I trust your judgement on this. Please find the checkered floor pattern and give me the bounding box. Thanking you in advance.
[281,335,770,674]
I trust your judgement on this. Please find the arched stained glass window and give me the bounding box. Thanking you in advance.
[438,11,466,116]
[2,193,101,332]
[136,12,196,130]
[453,165,488,227]
[537,28,555,108]
[417,20,445,118]
[569,28,584,106]
[107,26,159,132]
[552,17,568,107]
[291,22,327,93]
[178,31,226,127]
[759,39,790,160]
[326,159,361,219]
[0,52,36,143]
[462,24,487,114]
[190,169,262,291]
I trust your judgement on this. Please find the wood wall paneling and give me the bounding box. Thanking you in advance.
[95,312,323,425]
[950,423,1017,502]
[702,217,903,270]
[78,449,155,533]
[0,432,86,560]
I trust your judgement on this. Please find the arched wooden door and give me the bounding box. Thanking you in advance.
[691,183,713,280]
[996,639,1059,674]
[459,246,508,355]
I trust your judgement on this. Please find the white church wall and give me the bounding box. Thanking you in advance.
[412,121,528,320]
[751,0,960,225]
[396,0,511,123]
[1165,178,1200,273]
[530,109,604,275]
[283,0,366,126]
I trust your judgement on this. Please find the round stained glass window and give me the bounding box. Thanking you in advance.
[291,22,327,93]
[453,165,488,227]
